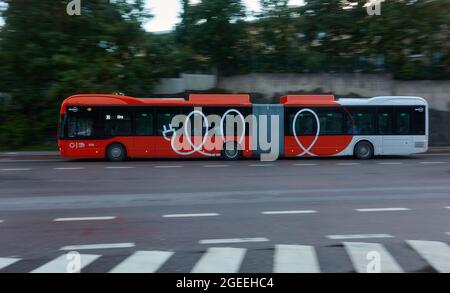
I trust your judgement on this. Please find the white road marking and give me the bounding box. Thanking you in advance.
[446,232,450,236]
[262,210,317,215]
[327,234,393,240]
[199,237,269,245]
[406,240,450,273]
[378,162,403,165]
[445,206,450,209]
[336,163,361,166]
[0,168,32,171]
[6,152,17,155]
[355,208,410,212]
[274,244,320,273]
[53,216,116,222]
[104,166,135,169]
[154,165,183,168]
[54,167,85,170]
[191,247,246,273]
[0,257,20,270]
[419,161,446,164]
[163,213,220,218]
[110,250,174,273]
[0,220,4,223]
[293,163,319,166]
[203,165,230,168]
[60,243,135,251]
[31,254,100,273]
[248,164,274,167]
[343,242,403,273]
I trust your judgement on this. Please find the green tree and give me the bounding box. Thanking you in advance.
[175,0,247,75]
[251,0,301,72]
[0,0,160,149]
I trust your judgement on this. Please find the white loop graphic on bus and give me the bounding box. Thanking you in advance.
[292,108,321,157]
[162,109,246,156]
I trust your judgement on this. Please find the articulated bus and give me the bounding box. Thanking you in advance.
[58,94,428,161]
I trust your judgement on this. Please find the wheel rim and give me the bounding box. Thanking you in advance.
[224,143,238,159]
[110,147,122,158]
[358,144,370,157]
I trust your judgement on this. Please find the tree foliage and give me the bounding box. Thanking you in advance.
[0,0,163,148]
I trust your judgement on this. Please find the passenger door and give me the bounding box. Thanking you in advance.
[134,108,155,157]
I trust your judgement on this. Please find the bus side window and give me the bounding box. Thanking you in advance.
[103,109,132,137]
[289,111,317,136]
[347,108,375,135]
[135,111,154,136]
[395,109,411,135]
[377,108,393,135]
[156,107,181,136]
[317,109,344,135]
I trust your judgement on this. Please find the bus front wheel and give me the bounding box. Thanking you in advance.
[106,143,127,162]
[354,141,374,160]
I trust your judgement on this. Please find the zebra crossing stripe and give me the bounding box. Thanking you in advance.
[0,257,20,270]
[406,240,450,273]
[109,251,174,273]
[31,254,100,273]
[191,247,246,273]
[343,242,404,273]
[273,245,320,273]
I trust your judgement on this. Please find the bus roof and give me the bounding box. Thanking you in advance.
[280,95,427,106]
[61,94,252,113]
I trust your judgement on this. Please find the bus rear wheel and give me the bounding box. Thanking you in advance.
[222,142,241,161]
[354,141,374,160]
[106,143,127,162]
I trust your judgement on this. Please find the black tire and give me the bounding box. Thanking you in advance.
[106,143,127,162]
[354,141,374,160]
[222,141,241,161]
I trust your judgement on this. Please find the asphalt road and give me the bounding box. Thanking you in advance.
[0,154,450,273]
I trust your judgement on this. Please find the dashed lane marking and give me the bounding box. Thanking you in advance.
[162,213,220,218]
[60,243,135,251]
[355,208,410,212]
[199,238,270,245]
[262,210,317,215]
[327,234,394,240]
[154,165,183,168]
[53,216,116,222]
